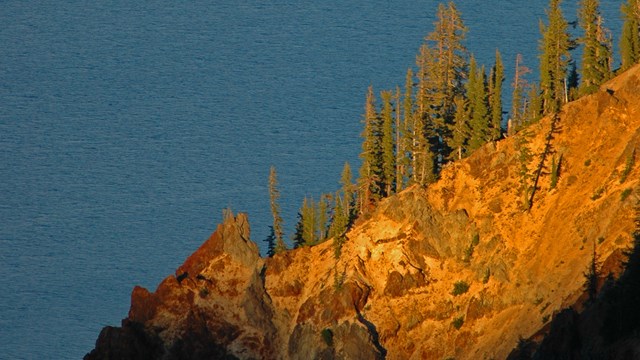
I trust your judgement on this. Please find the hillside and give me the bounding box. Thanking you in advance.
[86,65,640,360]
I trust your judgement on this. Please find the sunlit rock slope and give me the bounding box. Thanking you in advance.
[86,64,640,360]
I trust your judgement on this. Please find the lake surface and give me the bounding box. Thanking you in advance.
[0,1,623,358]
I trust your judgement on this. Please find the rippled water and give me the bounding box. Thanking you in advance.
[0,1,623,358]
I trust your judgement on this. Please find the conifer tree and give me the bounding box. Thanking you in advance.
[328,192,348,239]
[539,0,573,114]
[268,166,286,254]
[414,44,437,186]
[403,68,416,185]
[292,212,305,248]
[416,2,468,173]
[329,164,355,239]
[620,0,640,70]
[525,83,543,124]
[339,162,355,223]
[510,54,532,134]
[301,196,316,246]
[358,86,382,213]
[450,95,470,160]
[316,194,329,242]
[578,0,613,95]
[489,49,504,140]
[264,226,276,257]
[380,90,396,196]
[468,57,490,151]
[394,86,407,191]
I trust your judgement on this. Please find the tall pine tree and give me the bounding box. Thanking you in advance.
[620,0,640,70]
[358,86,382,213]
[489,49,504,140]
[539,0,573,114]
[468,56,490,151]
[578,0,613,95]
[510,54,532,134]
[268,166,287,254]
[380,90,396,196]
[416,2,468,175]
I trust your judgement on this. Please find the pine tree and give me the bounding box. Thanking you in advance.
[450,95,470,160]
[268,166,287,254]
[510,54,532,134]
[339,162,355,224]
[578,0,613,95]
[328,193,347,239]
[380,90,396,196]
[292,212,305,248]
[620,0,640,70]
[404,68,417,185]
[525,83,543,124]
[416,2,468,174]
[264,226,276,257]
[316,194,329,242]
[414,44,437,186]
[490,49,504,140]
[301,196,316,246]
[468,56,490,151]
[539,0,573,114]
[358,86,382,213]
[394,86,407,191]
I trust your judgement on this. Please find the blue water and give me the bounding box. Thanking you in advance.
[0,1,623,358]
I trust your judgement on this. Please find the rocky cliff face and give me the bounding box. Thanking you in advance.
[86,65,640,359]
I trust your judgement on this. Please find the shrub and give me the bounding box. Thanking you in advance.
[621,188,632,201]
[620,149,635,183]
[452,316,464,329]
[591,187,605,200]
[452,281,470,296]
[464,234,480,262]
[482,268,491,284]
[321,328,333,347]
[584,159,592,166]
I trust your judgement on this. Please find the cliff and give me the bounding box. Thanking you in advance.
[86,64,640,360]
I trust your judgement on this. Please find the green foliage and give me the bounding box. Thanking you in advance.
[510,54,532,133]
[591,187,605,200]
[578,0,613,95]
[414,1,468,178]
[333,267,346,291]
[264,226,276,257]
[584,158,592,166]
[490,49,504,141]
[620,0,640,71]
[301,197,316,245]
[269,166,287,254]
[452,280,470,296]
[198,287,209,298]
[620,149,635,183]
[381,90,396,196]
[468,56,491,151]
[452,316,465,329]
[464,233,480,262]
[621,188,633,201]
[321,328,334,347]
[482,268,491,284]
[358,86,383,213]
[539,0,573,114]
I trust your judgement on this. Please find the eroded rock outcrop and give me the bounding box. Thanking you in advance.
[87,65,640,359]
